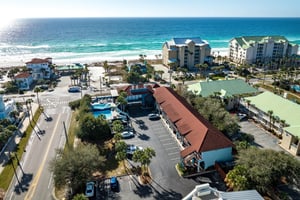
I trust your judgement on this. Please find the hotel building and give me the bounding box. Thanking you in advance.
[26,57,53,80]
[229,36,299,64]
[162,37,211,70]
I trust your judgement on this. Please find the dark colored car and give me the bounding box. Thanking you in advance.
[110,176,118,191]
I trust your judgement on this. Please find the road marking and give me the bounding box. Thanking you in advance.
[162,142,174,146]
[128,175,132,191]
[25,114,62,200]
[167,152,179,156]
[170,157,180,161]
[48,172,53,189]
[158,134,169,138]
[160,138,172,142]
[165,146,178,150]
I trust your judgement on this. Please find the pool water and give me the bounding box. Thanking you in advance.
[291,85,300,93]
[93,109,112,119]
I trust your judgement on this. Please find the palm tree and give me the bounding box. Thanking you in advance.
[244,99,251,116]
[34,87,42,105]
[115,141,127,168]
[116,95,127,112]
[132,147,156,176]
[157,70,164,80]
[267,110,273,130]
[195,63,202,77]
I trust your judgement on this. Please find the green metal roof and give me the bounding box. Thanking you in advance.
[188,79,258,97]
[233,36,288,50]
[245,92,300,137]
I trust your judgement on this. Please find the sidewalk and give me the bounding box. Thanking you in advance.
[0,103,39,174]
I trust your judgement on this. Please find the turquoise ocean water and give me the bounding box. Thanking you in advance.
[0,18,299,67]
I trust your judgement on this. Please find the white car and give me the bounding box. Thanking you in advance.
[85,181,95,197]
[121,131,134,139]
[126,144,143,155]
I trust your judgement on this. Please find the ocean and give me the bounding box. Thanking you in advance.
[0,17,299,67]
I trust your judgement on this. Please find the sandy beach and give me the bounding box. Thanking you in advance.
[0,48,229,69]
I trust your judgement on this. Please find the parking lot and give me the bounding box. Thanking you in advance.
[239,120,283,151]
[94,105,197,199]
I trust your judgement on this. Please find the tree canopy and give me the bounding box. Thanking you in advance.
[77,113,111,140]
[189,95,240,137]
[225,148,300,194]
[49,143,105,193]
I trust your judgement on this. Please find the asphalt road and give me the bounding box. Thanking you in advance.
[5,76,79,200]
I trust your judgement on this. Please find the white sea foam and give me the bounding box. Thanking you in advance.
[0,49,162,67]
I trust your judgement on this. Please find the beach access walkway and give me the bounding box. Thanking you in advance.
[0,103,39,175]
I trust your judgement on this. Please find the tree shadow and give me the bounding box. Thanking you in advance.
[13,173,33,194]
[137,133,150,141]
[138,124,149,130]
[150,179,183,200]
[130,175,154,198]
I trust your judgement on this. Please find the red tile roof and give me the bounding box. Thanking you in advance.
[14,72,31,79]
[26,58,51,64]
[153,87,233,158]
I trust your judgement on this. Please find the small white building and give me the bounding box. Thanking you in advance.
[26,57,53,80]
[14,72,33,90]
[0,95,16,120]
[162,37,211,70]
[229,36,299,64]
[183,183,263,200]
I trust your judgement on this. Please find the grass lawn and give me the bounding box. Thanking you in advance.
[0,107,43,191]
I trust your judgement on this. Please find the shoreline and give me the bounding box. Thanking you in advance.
[0,48,230,69]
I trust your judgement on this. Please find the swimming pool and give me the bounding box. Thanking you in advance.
[291,85,300,93]
[93,109,112,119]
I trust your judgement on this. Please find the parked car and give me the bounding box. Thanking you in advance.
[85,181,95,197]
[148,113,160,120]
[121,131,134,139]
[68,86,81,93]
[237,113,247,121]
[45,116,52,121]
[110,176,118,191]
[126,144,143,155]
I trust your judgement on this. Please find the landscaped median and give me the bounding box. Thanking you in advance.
[0,107,43,191]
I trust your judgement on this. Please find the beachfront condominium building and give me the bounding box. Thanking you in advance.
[162,37,211,70]
[229,36,299,65]
[26,57,53,80]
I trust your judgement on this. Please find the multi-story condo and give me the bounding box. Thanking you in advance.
[26,57,53,80]
[229,36,299,64]
[162,37,211,70]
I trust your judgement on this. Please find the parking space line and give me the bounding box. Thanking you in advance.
[158,134,170,138]
[160,138,172,142]
[128,175,132,191]
[168,152,179,156]
[170,157,180,161]
[162,142,175,146]
[165,146,178,150]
